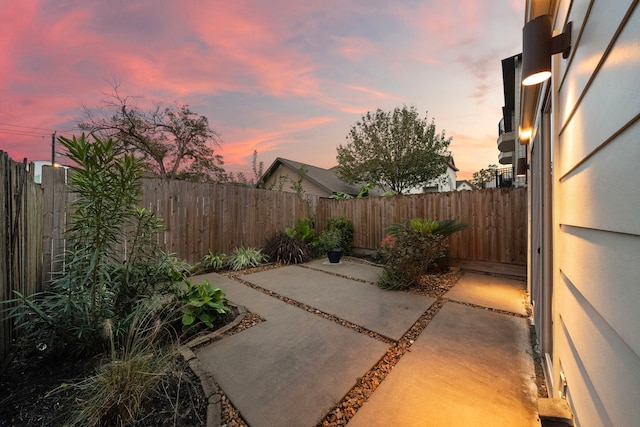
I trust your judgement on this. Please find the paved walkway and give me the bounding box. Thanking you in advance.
[194,259,540,426]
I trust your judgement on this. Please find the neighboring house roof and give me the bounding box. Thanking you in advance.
[456,180,478,190]
[258,157,381,197]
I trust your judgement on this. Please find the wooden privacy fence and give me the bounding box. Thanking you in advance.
[40,168,319,282]
[315,188,527,266]
[40,169,527,280]
[0,152,44,364]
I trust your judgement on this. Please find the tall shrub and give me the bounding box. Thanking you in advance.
[7,134,173,354]
[378,218,466,290]
[326,217,354,255]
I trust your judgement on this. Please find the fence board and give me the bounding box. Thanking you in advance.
[39,176,317,274]
[315,188,527,265]
[0,152,44,364]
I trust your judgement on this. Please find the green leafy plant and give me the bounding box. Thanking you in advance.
[203,250,226,271]
[326,217,354,255]
[285,218,317,245]
[264,231,312,264]
[318,228,342,252]
[3,134,183,356]
[377,218,467,290]
[179,279,230,330]
[67,305,178,427]
[226,246,265,270]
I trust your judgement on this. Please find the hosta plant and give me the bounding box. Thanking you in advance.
[179,276,230,330]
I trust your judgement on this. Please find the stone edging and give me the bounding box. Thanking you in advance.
[178,303,248,427]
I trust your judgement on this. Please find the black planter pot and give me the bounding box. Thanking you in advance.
[327,249,343,264]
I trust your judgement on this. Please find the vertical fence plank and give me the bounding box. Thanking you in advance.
[314,188,527,265]
[0,153,45,364]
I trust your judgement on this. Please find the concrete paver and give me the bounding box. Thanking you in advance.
[445,272,528,315]
[240,265,434,341]
[195,279,389,427]
[304,258,383,283]
[193,265,540,427]
[348,302,539,427]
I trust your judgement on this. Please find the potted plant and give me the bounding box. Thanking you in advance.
[318,228,343,263]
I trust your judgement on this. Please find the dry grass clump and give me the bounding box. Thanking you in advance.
[68,309,178,427]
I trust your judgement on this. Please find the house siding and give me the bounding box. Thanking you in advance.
[525,0,640,425]
[262,164,330,197]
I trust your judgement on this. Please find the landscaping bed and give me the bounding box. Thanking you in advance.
[0,309,239,427]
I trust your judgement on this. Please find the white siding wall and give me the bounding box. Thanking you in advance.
[549,1,640,425]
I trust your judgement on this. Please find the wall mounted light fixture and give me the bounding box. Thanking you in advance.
[522,15,572,86]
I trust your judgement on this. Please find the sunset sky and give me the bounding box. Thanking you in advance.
[0,1,523,180]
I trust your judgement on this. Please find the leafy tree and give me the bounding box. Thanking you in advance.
[336,105,451,194]
[78,84,225,182]
[471,164,498,189]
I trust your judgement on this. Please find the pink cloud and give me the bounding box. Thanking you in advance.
[331,35,377,62]
[220,115,338,166]
[174,3,324,99]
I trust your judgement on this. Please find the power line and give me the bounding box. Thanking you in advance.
[0,128,50,137]
[0,122,55,132]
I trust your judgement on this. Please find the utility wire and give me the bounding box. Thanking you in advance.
[0,128,50,137]
[0,122,55,132]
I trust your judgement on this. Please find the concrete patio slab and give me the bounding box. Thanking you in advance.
[195,297,389,427]
[304,258,383,283]
[445,272,528,316]
[239,264,434,341]
[348,302,539,427]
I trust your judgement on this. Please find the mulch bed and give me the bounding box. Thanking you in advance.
[0,308,239,427]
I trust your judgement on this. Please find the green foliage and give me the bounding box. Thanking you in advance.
[377,266,412,290]
[179,279,230,330]
[203,250,226,271]
[226,246,265,270]
[190,250,225,275]
[264,231,312,264]
[471,164,498,189]
[330,183,374,199]
[336,105,451,194]
[318,228,342,252]
[285,218,318,246]
[3,133,184,356]
[67,306,177,427]
[329,191,354,199]
[357,183,373,198]
[326,217,354,255]
[290,164,308,196]
[377,218,467,290]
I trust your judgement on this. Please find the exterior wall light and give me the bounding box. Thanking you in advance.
[519,127,532,142]
[522,15,572,86]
